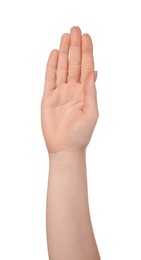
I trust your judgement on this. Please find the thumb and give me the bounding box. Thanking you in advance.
[83,71,99,117]
[94,70,98,82]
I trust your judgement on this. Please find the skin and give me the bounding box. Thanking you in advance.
[41,26,100,260]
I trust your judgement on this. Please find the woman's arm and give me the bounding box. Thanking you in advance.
[47,150,100,260]
[41,26,100,260]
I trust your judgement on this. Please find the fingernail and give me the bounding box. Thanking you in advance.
[94,70,98,82]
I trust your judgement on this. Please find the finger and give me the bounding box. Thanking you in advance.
[94,70,98,82]
[81,34,94,84]
[44,49,59,93]
[56,33,70,86]
[68,26,82,82]
[83,72,99,119]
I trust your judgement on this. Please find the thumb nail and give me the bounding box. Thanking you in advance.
[94,70,98,82]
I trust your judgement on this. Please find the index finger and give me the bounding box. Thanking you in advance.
[80,34,94,84]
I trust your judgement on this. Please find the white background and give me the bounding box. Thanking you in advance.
[0,0,141,259]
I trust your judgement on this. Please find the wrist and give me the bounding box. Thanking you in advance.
[48,149,86,171]
[49,149,86,161]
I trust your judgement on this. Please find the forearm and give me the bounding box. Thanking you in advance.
[46,150,100,260]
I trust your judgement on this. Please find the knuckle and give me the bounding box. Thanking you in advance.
[81,64,92,71]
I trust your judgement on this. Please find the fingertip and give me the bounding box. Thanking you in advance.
[70,26,81,34]
[82,34,93,52]
[61,33,70,41]
[82,33,91,41]
[50,49,59,56]
[82,33,90,37]
[70,26,82,46]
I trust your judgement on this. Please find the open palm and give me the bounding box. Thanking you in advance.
[41,27,99,154]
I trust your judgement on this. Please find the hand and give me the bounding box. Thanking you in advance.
[41,26,99,154]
